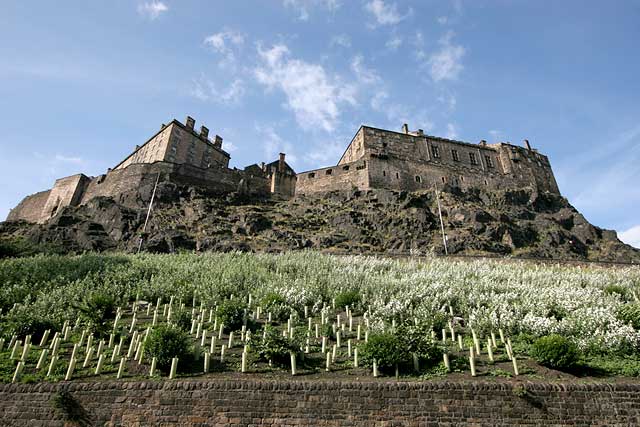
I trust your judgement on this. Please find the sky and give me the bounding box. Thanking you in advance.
[0,1,639,248]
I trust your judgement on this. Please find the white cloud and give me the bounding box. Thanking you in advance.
[365,0,411,26]
[204,29,245,69]
[371,90,434,132]
[222,141,238,153]
[254,44,356,132]
[137,1,168,20]
[54,154,85,165]
[305,139,346,166]
[488,129,503,140]
[191,76,246,105]
[255,124,299,166]
[428,31,466,82]
[437,16,449,25]
[351,55,380,85]
[283,0,340,21]
[445,123,458,139]
[385,36,403,50]
[437,91,457,111]
[619,225,640,248]
[330,34,351,48]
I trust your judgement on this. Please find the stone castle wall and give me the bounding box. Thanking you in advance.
[298,126,560,196]
[1,379,639,426]
[6,190,51,223]
[295,158,370,195]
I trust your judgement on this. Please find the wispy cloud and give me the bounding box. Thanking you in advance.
[54,154,85,165]
[330,34,351,48]
[619,225,640,248]
[365,0,412,27]
[428,31,465,82]
[283,0,340,21]
[371,90,434,132]
[351,55,380,85]
[445,123,458,139]
[255,124,299,166]
[137,1,168,20]
[254,44,356,132]
[191,75,246,105]
[204,29,245,69]
[385,36,403,50]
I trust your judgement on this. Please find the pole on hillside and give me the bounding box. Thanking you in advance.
[435,187,448,255]
[137,173,161,254]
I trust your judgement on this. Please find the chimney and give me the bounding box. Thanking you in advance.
[401,123,409,134]
[160,123,166,130]
[479,140,487,146]
[185,116,195,130]
[279,153,286,171]
[134,145,140,151]
[200,125,209,139]
[416,129,424,136]
[260,162,266,172]
[214,135,223,148]
[524,139,532,150]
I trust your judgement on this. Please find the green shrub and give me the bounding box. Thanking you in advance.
[253,326,299,366]
[359,333,409,372]
[216,299,246,332]
[605,285,630,301]
[170,308,192,332]
[531,334,579,370]
[260,293,290,322]
[398,324,441,367]
[74,292,117,337]
[145,324,193,372]
[334,291,360,311]
[618,303,640,330]
[0,305,57,342]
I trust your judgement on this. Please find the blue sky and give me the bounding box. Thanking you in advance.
[1,1,639,247]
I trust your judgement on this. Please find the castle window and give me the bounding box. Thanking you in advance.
[442,176,446,183]
[342,165,350,171]
[383,170,386,177]
[452,149,459,162]
[415,176,422,183]
[484,179,489,185]
[432,145,440,158]
[308,173,315,179]
[460,176,464,182]
[326,169,333,175]
[469,152,478,165]
[396,172,399,179]
[485,155,494,168]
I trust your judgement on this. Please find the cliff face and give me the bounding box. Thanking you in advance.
[1,183,638,263]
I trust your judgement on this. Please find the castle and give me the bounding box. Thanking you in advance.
[6,116,560,224]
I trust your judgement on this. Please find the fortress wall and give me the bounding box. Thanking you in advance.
[115,124,173,170]
[337,127,365,165]
[295,160,369,195]
[1,380,639,426]
[5,190,51,223]
[40,174,91,223]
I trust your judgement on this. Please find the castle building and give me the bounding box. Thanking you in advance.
[295,125,559,196]
[6,116,560,224]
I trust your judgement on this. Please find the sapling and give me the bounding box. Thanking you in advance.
[0,338,4,352]
[36,349,49,370]
[290,352,297,376]
[512,356,519,376]
[364,331,369,343]
[201,329,207,347]
[347,339,352,357]
[97,340,104,357]
[336,331,341,348]
[83,346,94,368]
[95,354,105,375]
[373,360,378,377]
[491,332,497,348]
[20,342,31,362]
[325,352,331,372]
[220,344,226,362]
[442,329,447,343]
[315,324,319,338]
[65,357,77,381]
[228,332,234,348]
[321,336,327,354]
[332,344,337,362]
[210,337,216,354]
[218,323,224,340]
[487,339,494,363]
[499,328,505,344]
[49,333,59,350]
[412,353,419,372]
[458,335,463,350]
[85,334,93,354]
[357,325,361,341]
[39,330,50,347]
[10,340,21,359]
[47,356,58,377]
[12,362,24,384]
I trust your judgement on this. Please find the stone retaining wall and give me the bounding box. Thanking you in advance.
[1,379,639,426]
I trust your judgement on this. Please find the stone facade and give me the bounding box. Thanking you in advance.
[6,119,562,224]
[296,125,560,196]
[1,379,639,426]
[6,117,296,223]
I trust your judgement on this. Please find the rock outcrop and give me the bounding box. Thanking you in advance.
[1,184,638,263]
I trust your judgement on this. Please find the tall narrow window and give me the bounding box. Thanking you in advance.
[452,149,459,162]
[415,176,422,183]
[469,152,478,165]
[485,155,494,168]
[432,145,440,158]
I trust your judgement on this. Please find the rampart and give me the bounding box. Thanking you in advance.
[6,190,51,223]
[0,379,639,426]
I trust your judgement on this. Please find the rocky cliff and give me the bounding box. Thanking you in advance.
[1,183,638,263]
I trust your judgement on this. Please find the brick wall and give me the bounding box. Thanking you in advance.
[1,379,639,426]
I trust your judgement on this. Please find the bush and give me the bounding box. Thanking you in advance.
[398,324,441,367]
[74,292,117,337]
[260,293,290,322]
[170,308,192,332]
[0,305,57,342]
[605,285,630,301]
[531,334,579,370]
[145,324,193,372]
[618,303,640,330]
[359,333,409,372]
[253,326,299,366]
[334,291,360,311]
[216,299,246,332]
